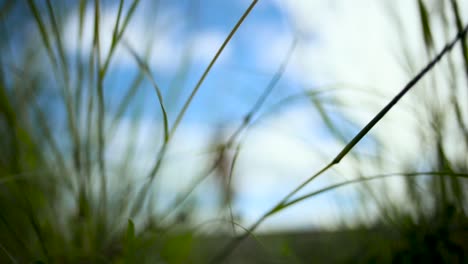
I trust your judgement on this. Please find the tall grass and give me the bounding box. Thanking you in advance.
[0,0,467,263]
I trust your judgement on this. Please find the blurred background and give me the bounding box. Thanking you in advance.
[0,0,467,262]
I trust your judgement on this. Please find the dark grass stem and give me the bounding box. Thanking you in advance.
[210,22,468,264]
[93,0,109,228]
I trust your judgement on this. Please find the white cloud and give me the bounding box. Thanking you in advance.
[62,3,231,72]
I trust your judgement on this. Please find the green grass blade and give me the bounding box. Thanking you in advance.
[417,0,434,51]
[25,0,57,68]
[331,23,468,165]
[170,0,258,138]
[112,0,124,44]
[78,0,87,39]
[116,0,140,42]
[277,171,468,215]
[450,0,468,82]
[101,0,141,76]
[93,0,109,231]
[123,42,169,142]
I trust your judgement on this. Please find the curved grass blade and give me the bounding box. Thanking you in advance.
[275,171,468,215]
[123,41,169,142]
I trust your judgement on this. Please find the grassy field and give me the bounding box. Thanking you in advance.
[0,0,467,263]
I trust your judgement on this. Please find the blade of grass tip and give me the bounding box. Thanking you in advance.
[116,0,141,43]
[78,0,87,39]
[417,0,434,53]
[123,41,169,142]
[101,0,141,76]
[211,22,468,264]
[112,0,124,45]
[100,0,124,75]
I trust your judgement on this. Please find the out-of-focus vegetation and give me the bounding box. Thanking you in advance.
[0,0,467,263]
